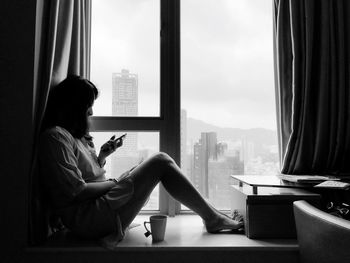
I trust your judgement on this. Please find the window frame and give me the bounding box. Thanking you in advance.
[89,0,181,216]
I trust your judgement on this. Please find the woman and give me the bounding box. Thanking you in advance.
[39,75,243,241]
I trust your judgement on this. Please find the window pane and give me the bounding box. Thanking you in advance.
[90,131,160,210]
[181,0,278,210]
[91,0,160,117]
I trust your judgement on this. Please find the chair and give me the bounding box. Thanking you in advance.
[293,200,350,263]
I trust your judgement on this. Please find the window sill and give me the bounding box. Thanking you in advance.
[25,215,299,263]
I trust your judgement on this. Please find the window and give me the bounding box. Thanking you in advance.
[90,0,180,214]
[180,0,278,210]
[90,0,160,117]
[90,0,278,213]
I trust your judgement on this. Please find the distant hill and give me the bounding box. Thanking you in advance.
[186,117,277,144]
[139,117,278,155]
[184,118,278,157]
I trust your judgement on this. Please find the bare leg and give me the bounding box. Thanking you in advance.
[117,152,243,232]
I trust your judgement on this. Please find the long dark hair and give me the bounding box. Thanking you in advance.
[42,75,99,138]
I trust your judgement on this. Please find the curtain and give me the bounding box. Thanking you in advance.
[29,0,91,244]
[274,0,350,175]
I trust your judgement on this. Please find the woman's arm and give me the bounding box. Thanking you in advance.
[74,180,117,203]
[98,135,125,166]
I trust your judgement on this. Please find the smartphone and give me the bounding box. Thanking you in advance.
[114,133,127,142]
[102,133,127,152]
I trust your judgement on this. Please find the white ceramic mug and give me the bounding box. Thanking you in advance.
[144,214,167,242]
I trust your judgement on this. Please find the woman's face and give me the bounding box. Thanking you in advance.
[87,105,93,117]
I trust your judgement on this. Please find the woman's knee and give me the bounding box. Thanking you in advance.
[149,152,175,168]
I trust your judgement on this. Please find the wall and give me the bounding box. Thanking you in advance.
[0,0,37,261]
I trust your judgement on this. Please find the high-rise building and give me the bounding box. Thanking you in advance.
[231,149,245,175]
[192,132,218,198]
[208,156,232,209]
[191,133,244,207]
[181,109,188,176]
[111,69,138,177]
[242,137,255,167]
[192,142,202,193]
[112,69,138,117]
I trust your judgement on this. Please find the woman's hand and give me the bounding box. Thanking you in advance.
[98,135,124,164]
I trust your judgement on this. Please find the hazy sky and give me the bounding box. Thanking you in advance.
[90,0,276,130]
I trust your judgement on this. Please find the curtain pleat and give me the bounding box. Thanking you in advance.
[274,0,294,166]
[69,0,90,77]
[274,0,350,175]
[29,0,91,244]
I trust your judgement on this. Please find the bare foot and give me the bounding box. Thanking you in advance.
[204,213,244,233]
